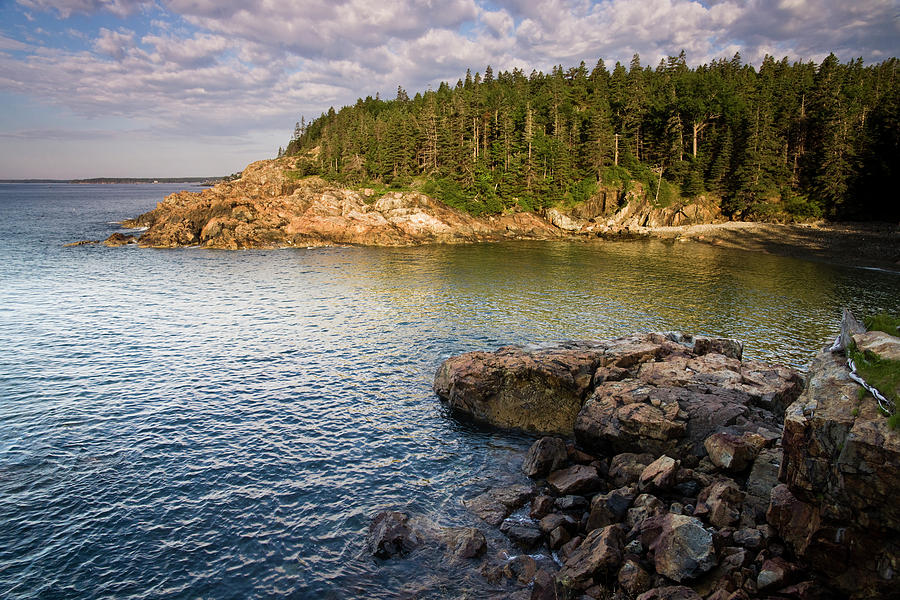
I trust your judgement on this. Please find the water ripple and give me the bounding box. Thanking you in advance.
[0,184,898,598]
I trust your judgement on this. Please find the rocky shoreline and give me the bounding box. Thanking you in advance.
[369,328,898,599]
[73,156,898,270]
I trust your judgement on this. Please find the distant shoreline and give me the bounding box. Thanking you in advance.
[0,178,221,184]
[633,220,900,272]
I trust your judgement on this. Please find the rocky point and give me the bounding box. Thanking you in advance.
[99,157,722,249]
[378,327,897,599]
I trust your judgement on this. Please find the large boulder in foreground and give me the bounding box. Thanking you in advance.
[770,349,899,598]
[434,340,608,435]
[435,333,802,456]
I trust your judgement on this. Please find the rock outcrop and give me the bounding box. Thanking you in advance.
[104,157,727,249]
[427,332,820,599]
[117,158,566,248]
[434,332,801,450]
[375,327,898,599]
[770,349,899,598]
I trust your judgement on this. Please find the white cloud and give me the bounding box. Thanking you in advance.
[93,27,135,60]
[3,0,899,177]
[0,35,32,51]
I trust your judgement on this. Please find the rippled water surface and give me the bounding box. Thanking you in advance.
[1,183,898,599]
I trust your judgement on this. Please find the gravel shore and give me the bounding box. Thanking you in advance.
[638,221,900,271]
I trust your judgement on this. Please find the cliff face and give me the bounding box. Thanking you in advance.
[123,158,565,249]
[548,182,723,235]
[769,349,899,598]
[120,158,723,249]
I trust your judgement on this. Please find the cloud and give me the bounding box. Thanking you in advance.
[3,0,899,177]
[0,35,32,51]
[17,0,147,18]
[93,27,135,60]
[168,0,481,58]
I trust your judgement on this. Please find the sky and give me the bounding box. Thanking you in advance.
[0,0,898,179]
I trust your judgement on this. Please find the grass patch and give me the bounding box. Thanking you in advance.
[848,342,900,428]
[865,313,900,336]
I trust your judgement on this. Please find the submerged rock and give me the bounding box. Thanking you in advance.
[103,232,137,247]
[366,511,421,558]
[464,484,535,526]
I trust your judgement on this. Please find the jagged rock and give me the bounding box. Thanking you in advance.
[530,495,555,519]
[530,569,559,600]
[732,528,763,550]
[618,559,653,597]
[641,514,717,582]
[539,513,577,534]
[838,307,867,352]
[575,347,800,459]
[547,464,602,495]
[63,239,100,247]
[776,350,900,598]
[693,337,744,360]
[704,432,758,473]
[366,511,422,558]
[434,341,607,435]
[549,525,571,549]
[557,524,626,590]
[443,527,487,559]
[853,330,900,361]
[757,557,801,591]
[627,493,666,529]
[636,586,703,600]
[500,519,543,548]
[559,535,583,563]
[545,207,586,232]
[435,333,801,445]
[521,436,568,477]
[123,158,567,249]
[765,484,818,555]
[464,484,535,526]
[744,448,782,521]
[554,495,588,512]
[587,486,636,532]
[639,455,679,491]
[696,480,745,529]
[502,554,538,584]
[103,232,137,246]
[609,452,656,487]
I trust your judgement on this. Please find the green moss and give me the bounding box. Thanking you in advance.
[890,413,900,430]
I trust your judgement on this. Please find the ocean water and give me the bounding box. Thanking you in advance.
[0,183,897,599]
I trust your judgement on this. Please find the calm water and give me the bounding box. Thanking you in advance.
[1,183,897,599]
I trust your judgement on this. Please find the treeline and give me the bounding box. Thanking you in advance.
[284,52,899,220]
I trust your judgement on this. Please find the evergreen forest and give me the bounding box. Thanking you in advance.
[283,52,899,221]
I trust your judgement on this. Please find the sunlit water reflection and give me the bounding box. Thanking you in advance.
[0,184,897,598]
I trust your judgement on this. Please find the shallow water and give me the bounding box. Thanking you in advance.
[0,183,897,598]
